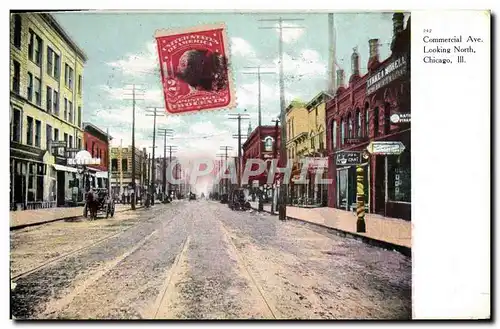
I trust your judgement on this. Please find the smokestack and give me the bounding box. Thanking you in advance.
[350,47,360,77]
[391,13,405,52]
[336,69,345,89]
[328,13,337,94]
[368,39,380,71]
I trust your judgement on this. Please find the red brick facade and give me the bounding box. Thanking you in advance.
[326,14,411,220]
[83,123,110,172]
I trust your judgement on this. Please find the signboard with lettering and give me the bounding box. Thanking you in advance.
[366,55,408,95]
[50,142,67,148]
[65,148,81,153]
[335,151,362,166]
[366,141,405,155]
[67,158,102,165]
[307,157,328,169]
[390,113,411,124]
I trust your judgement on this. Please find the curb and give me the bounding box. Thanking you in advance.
[10,206,146,231]
[250,206,411,257]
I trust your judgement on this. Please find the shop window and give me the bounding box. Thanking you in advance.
[387,152,411,202]
[374,107,379,137]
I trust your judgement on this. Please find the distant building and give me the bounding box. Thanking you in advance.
[10,13,87,210]
[109,146,146,198]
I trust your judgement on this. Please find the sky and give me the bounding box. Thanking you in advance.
[53,11,404,192]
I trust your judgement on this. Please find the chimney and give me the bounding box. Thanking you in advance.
[368,39,380,71]
[336,69,345,88]
[350,47,360,80]
[391,13,405,51]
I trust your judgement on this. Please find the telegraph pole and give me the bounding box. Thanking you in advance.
[229,113,250,187]
[145,107,164,205]
[259,17,305,220]
[123,84,145,210]
[242,66,275,127]
[219,146,233,193]
[270,117,280,215]
[107,128,111,196]
[156,128,174,202]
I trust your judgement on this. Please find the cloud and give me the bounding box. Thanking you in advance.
[106,41,159,78]
[273,49,327,77]
[98,84,164,105]
[230,37,256,57]
[275,22,305,44]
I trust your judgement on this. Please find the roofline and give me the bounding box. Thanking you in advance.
[83,122,112,140]
[306,91,330,109]
[41,13,88,62]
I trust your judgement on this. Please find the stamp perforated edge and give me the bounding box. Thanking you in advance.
[154,22,237,117]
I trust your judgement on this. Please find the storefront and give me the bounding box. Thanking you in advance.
[335,162,370,211]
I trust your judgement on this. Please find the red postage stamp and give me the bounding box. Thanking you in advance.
[154,23,236,115]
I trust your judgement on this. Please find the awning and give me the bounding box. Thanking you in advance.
[95,171,109,179]
[53,164,78,173]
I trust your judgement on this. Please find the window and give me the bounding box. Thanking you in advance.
[92,142,95,157]
[332,120,337,149]
[35,120,41,147]
[26,116,33,145]
[319,131,324,150]
[64,98,68,120]
[69,101,73,123]
[111,159,118,171]
[28,30,34,61]
[311,135,315,149]
[12,109,21,142]
[53,90,59,115]
[34,77,41,106]
[365,105,369,137]
[340,118,345,145]
[77,106,81,127]
[65,64,74,89]
[46,86,52,112]
[46,124,52,149]
[47,46,54,76]
[13,15,22,48]
[69,135,73,148]
[78,75,82,94]
[356,109,361,137]
[26,74,34,103]
[388,152,411,202]
[77,138,81,150]
[54,54,60,78]
[121,159,128,172]
[374,107,379,137]
[64,133,68,147]
[54,128,59,141]
[69,67,74,89]
[384,102,391,134]
[347,113,352,139]
[12,60,20,94]
[34,34,42,65]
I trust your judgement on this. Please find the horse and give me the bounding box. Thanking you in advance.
[85,190,98,220]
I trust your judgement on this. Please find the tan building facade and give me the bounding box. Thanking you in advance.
[10,13,87,210]
[110,146,146,200]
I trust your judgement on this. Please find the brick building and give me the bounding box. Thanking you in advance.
[326,13,411,220]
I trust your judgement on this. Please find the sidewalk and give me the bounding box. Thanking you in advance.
[249,202,411,252]
[10,204,143,230]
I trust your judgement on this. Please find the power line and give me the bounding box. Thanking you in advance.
[242,66,276,127]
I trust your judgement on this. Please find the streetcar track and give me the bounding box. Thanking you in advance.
[41,229,159,317]
[150,236,191,319]
[218,221,278,319]
[11,207,175,282]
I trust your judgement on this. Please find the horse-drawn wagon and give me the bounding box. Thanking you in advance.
[84,188,115,220]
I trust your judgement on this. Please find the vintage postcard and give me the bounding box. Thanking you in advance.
[8,9,490,321]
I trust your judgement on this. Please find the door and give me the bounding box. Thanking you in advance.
[337,168,349,210]
[57,171,65,207]
[374,156,386,215]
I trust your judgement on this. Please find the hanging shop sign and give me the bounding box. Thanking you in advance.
[67,150,101,166]
[366,141,406,155]
[366,55,408,95]
[390,112,411,124]
[335,151,363,166]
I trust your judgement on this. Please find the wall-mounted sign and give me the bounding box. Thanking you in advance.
[307,157,328,169]
[50,141,67,148]
[67,150,102,166]
[366,141,405,155]
[366,55,408,95]
[390,113,411,124]
[335,151,362,166]
[65,148,81,153]
[344,137,368,145]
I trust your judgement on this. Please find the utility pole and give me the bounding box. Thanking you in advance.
[123,84,145,210]
[259,17,305,220]
[270,117,280,215]
[119,139,123,199]
[107,128,111,196]
[157,128,174,201]
[229,113,250,188]
[216,154,225,196]
[145,107,164,205]
[242,66,275,127]
[219,146,233,194]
